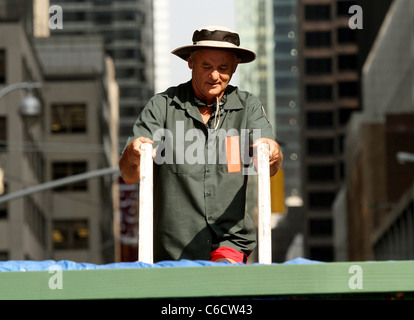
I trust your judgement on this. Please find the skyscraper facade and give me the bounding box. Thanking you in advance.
[273,0,302,205]
[50,0,154,148]
[298,0,360,261]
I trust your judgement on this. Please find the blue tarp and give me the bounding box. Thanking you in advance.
[0,257,323,272]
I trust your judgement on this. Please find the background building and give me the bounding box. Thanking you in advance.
[273,0,302,206]
[48,0,154,262]
[298,0,362,261]
[335,0,414,262]
[236,0,305,262]
[49,0,154,147]
[0,20,46,261]
[35,35,119,263]
[0,2,119,263]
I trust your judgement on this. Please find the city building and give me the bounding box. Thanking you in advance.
[335,0,414,261]
[236,0,305,262]
[0,7,119,263]
[270,0,306,262]
[273,0,302,206]
[48,0,154,262]
[34,35,119,263]
[0,20,46,261]
[236,0,279,262]
[298,0,361,261]
[49,0,155,147]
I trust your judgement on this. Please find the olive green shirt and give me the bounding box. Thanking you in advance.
[124,81,274,262]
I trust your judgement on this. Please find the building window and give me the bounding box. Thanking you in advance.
[338,81,359,98]
[0,209,7,219]
[306,84,333,102]
[339,107,354,125]
[276,78,298,91]
[274,5,294,19]
[308,165,336,182]
[308,191,337,210]
[52,161,88,191]
[305,4,331,21]
[275,40,296,55]
[338,54,358,71]
[51,104,87,134]
[53,220,89,250]
[0,49,5,83]
[305,31,332,48]
[94,12,112,25]
[337,1,357,17]
[309,218,333,236]
[309,246,333,262]
[337,27,357,44]
[307,138,335,155]
[0,117,6,151]
[0,251,8,261]
[305,58,332,75]
[306,111,334,128]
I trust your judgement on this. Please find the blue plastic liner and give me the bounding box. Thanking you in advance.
[0,257,323,272]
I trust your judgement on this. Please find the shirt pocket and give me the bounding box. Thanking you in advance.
[166,163,205,175]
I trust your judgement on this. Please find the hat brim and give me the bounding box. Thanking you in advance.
[171,44,256,64]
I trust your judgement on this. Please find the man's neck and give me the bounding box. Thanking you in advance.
[191,81,224,105]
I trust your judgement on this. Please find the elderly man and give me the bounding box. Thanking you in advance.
[119,26,283,263]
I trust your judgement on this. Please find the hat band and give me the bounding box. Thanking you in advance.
[192,29,240,46]
[193,40,239,48]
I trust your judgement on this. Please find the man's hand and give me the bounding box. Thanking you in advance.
[253,138,283,177]
[119,137,155,185]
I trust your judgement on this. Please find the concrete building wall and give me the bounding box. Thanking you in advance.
[337,0,414,261]
[0,20,118,263]
[0,22,46,260]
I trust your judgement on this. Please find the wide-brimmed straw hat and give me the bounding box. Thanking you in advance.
[171,25,256,64]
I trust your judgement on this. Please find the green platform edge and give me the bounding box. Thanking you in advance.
[1,260,413,300]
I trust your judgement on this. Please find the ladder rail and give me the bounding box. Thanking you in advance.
[137,142,272,265]
[257,143,272,265]
[138,143,153,264]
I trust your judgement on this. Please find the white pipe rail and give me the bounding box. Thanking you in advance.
[136,142,272,265]
[256,143,272,265]
[138,143,154,264]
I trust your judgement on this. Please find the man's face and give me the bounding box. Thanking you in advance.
[189,49,240,104]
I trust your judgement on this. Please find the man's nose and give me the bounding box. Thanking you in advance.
[210,70,220,80]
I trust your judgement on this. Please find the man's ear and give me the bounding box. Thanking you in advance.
[187,57,193,69]
[233,58,241,73]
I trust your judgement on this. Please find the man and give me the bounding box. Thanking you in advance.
[119,26,283,263]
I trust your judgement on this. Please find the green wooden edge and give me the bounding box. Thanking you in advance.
[0,260,413,300]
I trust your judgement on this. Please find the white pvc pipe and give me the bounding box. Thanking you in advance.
[257,143,272,264]
[138,143,153,264]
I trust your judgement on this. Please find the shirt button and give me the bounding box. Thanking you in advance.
[206,192,211,197]
[208,216,213,221]
[206,168,211,174]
